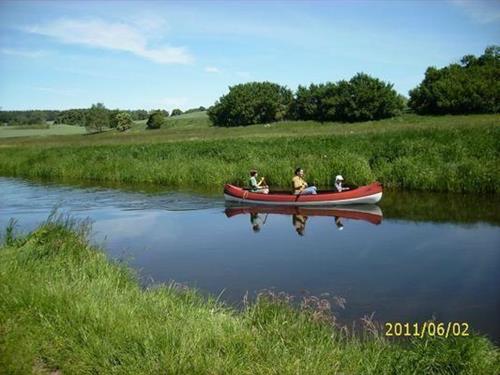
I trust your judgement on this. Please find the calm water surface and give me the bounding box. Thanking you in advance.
[1,177,499,341]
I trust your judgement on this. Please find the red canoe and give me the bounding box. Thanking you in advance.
[225,205,383,225]
[224,182,383,206]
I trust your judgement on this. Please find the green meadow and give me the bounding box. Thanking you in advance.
[0,123,86,138]
[0,113,498,193]
[1,219,498,374]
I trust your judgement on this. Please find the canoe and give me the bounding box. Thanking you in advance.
[224,182,383,206]
[225,204,383,225]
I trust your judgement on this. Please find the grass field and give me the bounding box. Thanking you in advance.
[0,123,86,138]
[1,219,498,374]
[0,113,498,193]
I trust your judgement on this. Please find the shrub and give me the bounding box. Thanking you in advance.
[147,111,166,129]
[171,109,183,116]
[408,46,500,114]
[115,112,133,132]
[208,82,293,127]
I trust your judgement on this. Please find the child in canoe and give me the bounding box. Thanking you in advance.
[249,170,269,194]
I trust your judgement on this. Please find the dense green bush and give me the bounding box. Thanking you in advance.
[208,82,293,126]
[291,73,404,122]
[409,46,500,114]
[147,111,167,129]
[115,112,133,132]
[55,109,87,125]
[171,109,183,116]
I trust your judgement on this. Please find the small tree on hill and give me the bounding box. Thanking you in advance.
[85,103,109,133]
[115,112,133,132]
[171,108,183,116]
[147,111,166,129]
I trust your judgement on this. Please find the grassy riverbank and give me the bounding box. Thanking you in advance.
[0,114,498,193]
[1,220,498,374]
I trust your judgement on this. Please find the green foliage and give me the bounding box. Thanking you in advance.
[171,108,183,116]
[85,103,109,133]
[133,109,148,120]
[183,106,206,115]
[409,45,500,114]
[291,73,404,122]
[208,81,293,126]
[0,110,57,126]
[54,108,87,125]
[146,111,167,129]
[1,223,498,374]
[115,112,133,132]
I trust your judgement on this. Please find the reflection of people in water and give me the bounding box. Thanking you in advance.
[293,214,308,236]
[250,213,265,232]
[335,216,344,230]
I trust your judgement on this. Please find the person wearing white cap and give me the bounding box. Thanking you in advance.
[335,175,350,192]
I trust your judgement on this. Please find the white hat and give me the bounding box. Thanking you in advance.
[335,175,344,181]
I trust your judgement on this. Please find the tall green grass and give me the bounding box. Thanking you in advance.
[0,117,498,192]
[1,220,498,374]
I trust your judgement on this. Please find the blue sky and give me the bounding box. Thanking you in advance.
[0,0,499,111]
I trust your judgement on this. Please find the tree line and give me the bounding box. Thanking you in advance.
[208,74,405,126]
[209,46,499,126]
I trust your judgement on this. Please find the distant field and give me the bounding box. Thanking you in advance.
[0,124,86,138]
[1,112,498,149]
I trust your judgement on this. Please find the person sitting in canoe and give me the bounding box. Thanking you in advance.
[292,167,317,195]
[334,175,350,192]
[249,169,269,194]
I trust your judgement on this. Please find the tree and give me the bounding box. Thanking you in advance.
[290,74,404,122]
[115,112,133,132]
[408,45,500,114]
[134,110,148,120]
[171,108,183,116]
[108,109,121,129]
[85,103,109,133]
[55,109,87,126]
[336,73,404,122]
[146,111,166,129]
[208,81,293,127]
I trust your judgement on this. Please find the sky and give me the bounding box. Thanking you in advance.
[0,0,499,111]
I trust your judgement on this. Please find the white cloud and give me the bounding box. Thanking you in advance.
[25,18,194,64]
[450,0,500,24]
[204,66,220,73]
[1,48,47,58]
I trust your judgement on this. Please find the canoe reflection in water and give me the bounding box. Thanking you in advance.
[225,205,383,235]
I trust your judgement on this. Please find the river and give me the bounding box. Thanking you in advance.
[1,177,499,341]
